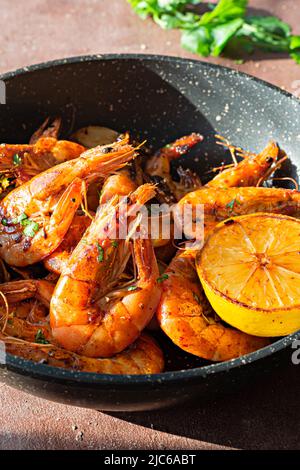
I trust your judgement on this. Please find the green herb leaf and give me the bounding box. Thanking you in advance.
[22,219,40,238]
[193,292,201,304]
[181,26,212,56]
[1,218,8,226]
[13,212,28,224]
[111,241,119,248]
[13,154,22,166]
[239,17,290,52]
[211,17,244,56]
[290,49,300,64]
[14,213,40,237]
[199,0,247,25]
[290,35,300,64]
[128,286,138,291]
[96,242,104,262]
[35,329,50,345]
[128,0,300,64]
[226,199,236,211]
[157,273,169,283]
[290,35,300,50]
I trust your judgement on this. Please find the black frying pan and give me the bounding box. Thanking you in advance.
[0,55,299,411]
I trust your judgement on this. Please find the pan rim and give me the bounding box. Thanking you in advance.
[1,53,300,386]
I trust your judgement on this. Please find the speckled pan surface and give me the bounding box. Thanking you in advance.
[0,54,300,411]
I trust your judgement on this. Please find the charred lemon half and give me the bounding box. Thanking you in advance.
[196,213,300,337]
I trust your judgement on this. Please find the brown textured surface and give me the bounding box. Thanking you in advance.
[0,0,300,450]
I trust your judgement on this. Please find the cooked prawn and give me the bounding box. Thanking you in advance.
[1,332,164,374]
[207,140,282,189]
[0,278,163,373]
[178,186,300,239]
[157,250,270,361]
[0,138,136,267]
[44,163,139,275]
[50,184,161,357]
[0,137,86,186]
[43,214,92,275]
[29,117,61,144]
[158,141,285,360]
[145,133,203,201]
[0,279,54,337]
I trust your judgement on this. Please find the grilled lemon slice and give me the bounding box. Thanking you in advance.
[196,213,300,337]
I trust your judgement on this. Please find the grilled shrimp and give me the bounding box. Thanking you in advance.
[44,168,138,275]
[207,140,281,189]
[99,169,137,204]
[50,184,161,357]
[0,137,86,186]
[157,250,269,361]
[157,141,284,360]
[0,279,54,306]
[44,151,144,276]
[176,141,285,239]
[178,186,300,239]
[0,279,54,338]
[1,332,164,374]
[0,280,163,374]
[0,138,136,267]
[29,117,61,144]
[145,133,203,201]
[43,214,92,275]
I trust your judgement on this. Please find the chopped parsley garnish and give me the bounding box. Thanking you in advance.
[13,212,28,224]
[23,220,40,238]
[157,273,169,283]
[128,286,138,291]
[35,329,49,345]
[96,242,104,262]
[13,213,40,237]
[111,241,118,248]
[226,199,235,211]
[226,198,241,212]
[193,292,201,304]
[13,154,22,166]
[1,218,8,226]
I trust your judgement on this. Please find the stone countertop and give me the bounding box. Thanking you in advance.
[0,0,300,450]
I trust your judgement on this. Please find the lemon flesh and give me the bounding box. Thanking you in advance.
[196,213,300,337]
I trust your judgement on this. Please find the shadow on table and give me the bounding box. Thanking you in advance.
[108,359,300,450]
